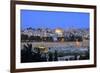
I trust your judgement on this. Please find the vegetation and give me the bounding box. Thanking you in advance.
[21,34,83,42]
[21,43,43,62]
[54,50,58,61]
[21,43,89,63]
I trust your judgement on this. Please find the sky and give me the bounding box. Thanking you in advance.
[21,9,90,30]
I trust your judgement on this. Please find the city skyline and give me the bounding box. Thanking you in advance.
[21,10,90,30]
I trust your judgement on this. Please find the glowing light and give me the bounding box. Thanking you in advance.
[36,45,48,53]
[55,28,63,34]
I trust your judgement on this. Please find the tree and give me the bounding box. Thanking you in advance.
[21,34,28,42]
[54,50,58,61]
[29,36,35,42]
[21,43,34,62]
[21,43,42,62]
[48,52,53,61]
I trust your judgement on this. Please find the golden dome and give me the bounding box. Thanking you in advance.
[55,28,63,34]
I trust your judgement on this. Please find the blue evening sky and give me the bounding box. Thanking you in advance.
[21,9,90,30]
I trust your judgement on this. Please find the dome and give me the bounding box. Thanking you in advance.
[55,28,63,34]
